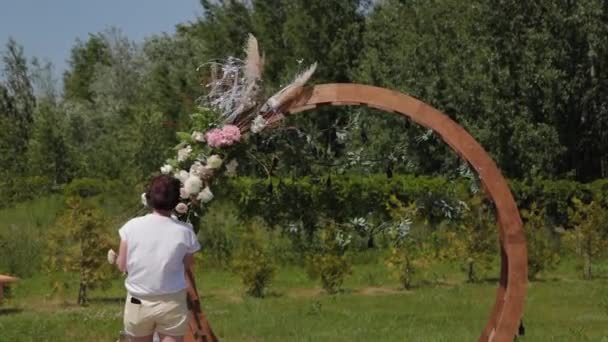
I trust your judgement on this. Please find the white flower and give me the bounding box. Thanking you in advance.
[184,176,203,195]
[191,131,205,142]
[160,164,173,175]
[175,202,188,214]
[107,249,117,264]
[251,115,267,134]
[141,192,148,207]
[189,162,205,178]
[177,145,193,162]
[225,159,238,177]
[206,155,223,169]
[197,187,214,203]
[180,187,190,199]
[176,170,189,184]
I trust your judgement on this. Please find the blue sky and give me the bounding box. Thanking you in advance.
[0,0,202,77]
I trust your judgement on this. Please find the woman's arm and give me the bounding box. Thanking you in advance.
[184,253,195,270]
[116,240,128,273]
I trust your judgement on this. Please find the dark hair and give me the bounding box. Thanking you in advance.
[146,175,181,211]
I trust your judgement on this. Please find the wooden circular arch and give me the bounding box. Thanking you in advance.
[185,83,527,342]
[284,84,528,342]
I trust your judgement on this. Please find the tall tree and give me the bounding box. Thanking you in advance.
[1,38,35,174]
[27,100,71,184]
[63,34,110,102]
[481,0,608,180]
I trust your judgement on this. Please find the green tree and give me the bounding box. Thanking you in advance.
[456,196,496,283]
[306,220,353,294]
[521,203,560,280]
[1,38,35,173]
[46,185,114,305]
[63,34,110,102]
[27,100,71,184]
[231,218,276,297]
[480,0,608,180]
[564,198,608,280]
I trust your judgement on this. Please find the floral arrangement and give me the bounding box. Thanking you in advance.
[141,34,318,225]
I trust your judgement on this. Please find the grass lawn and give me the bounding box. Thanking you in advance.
[1,261,608,341]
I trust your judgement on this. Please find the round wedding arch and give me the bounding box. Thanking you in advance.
[185,83,528,342]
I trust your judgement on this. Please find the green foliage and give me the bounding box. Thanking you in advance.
[45,195,114,305]
[0,196,64,277]
[455,196,497,283]
[564,198,608,280]
[199,201,240,268]
[0,223,43,278]
[27,100,72,184]
[231,218,276,297]
[225,174,467,235]
[63,34,110,102]
[522,203,560,280]
[305,221,353,294]
[63,178,108,198]
[384,198,434,289]
[0,176,54,208]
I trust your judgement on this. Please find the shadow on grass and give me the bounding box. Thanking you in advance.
[264,290,285,298]
[0,308,23,316]
[88,297,124,304]
[528,277,562,283]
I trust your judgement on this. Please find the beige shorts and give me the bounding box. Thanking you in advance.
[123,290,189,337]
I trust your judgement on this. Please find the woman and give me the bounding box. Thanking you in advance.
[110,175,200,342]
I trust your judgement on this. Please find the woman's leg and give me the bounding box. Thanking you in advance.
[129,335,154,342]
[158,334,183,342]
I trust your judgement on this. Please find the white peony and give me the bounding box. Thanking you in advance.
[225,159,238,177]
[180,187,190,199]
[175,202,188,214]
[107,249,117,264]
[191,131,205,142]
[189,162,205,178]
[141,192,148,207]
[176,170,189,183]
[184,176,203,195]
[251,115,267,134]
[177,145,193,162]
[160,164,173,175]
[197,187,214,203]
[206,155,223,169]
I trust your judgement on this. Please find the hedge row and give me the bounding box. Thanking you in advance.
[219,175,608,228]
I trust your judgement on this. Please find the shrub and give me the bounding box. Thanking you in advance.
[0,223,43,277]
[45,197,114,305]
[563,198,608,280]
[199,201,240,268]
[0,176,54,208]
[521,203,560,280]
[0,195,64,277]
[456,196,497,283]
[305,221,353,294]
[384,198,432,289]
[63,178,108,198]
[231,218,276,297]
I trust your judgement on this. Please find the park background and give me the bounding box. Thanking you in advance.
[1,1,608,341]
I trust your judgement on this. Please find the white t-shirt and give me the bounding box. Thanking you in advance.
[118,213,201,297]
